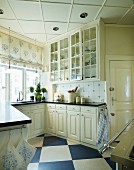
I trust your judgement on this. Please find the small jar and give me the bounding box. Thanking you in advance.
[76,96,80,103]
[81,97,85,103]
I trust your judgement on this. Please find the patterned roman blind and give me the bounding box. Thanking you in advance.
[0,32,43,69]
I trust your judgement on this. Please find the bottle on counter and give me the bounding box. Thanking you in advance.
[81,97,85,103]
[76,96,80,103]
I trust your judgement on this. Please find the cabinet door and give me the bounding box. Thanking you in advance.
[70,31,82,81]
[81,112,97,145]
[46,109,56,134]
[83,26,97,79]
[31,109,44,137]
[50,42,59,82]
[56,110,67,137]
[68,111,80,141]
[59,37,69,82]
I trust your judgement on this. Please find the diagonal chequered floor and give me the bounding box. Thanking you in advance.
[27,134,116,170]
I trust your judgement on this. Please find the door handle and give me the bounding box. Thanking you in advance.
[110,113,115,116]
[112,97,116,105]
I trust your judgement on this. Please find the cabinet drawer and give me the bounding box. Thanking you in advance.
[56,104,66,110]
[81,106,97,114]
[31,104,44,110]
[47,104,55,109]
[67,105,80,112]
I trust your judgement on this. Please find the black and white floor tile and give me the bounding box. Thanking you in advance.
[27,134,116,170]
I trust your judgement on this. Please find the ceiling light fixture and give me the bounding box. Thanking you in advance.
[0,9,4,14]
[53,27,59,31]
[5,27,15,74]
[80,12,88,18]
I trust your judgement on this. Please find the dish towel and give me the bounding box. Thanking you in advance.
[97,107,109,150]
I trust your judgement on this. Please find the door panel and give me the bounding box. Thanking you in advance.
[110,61,133,138]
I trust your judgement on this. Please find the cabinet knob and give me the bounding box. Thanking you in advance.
[110,113,115,116]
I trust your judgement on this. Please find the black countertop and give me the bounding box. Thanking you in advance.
[11,100,106,107]
[0,102,31,128]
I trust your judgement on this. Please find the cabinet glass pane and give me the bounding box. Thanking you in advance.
[85,66,91,78]
[71,47,75,57]
[76,32,79,44]
[91,65,96,78]
[76,45,80,55]
[71,69,76,80]
[76,57,80,67]
[71,34,75,45]
[76,68,81,80]
[64,38,68,48]
[91,52,96,65]
[71,58,75,68]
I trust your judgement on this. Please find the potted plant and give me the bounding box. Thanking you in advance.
[35,83,42,101]
[30,86,34,101]
[41,87,47,101]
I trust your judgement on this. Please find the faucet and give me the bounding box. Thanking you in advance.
[17,91,24,102]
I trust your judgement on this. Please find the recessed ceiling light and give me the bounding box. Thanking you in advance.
[80,12,88,18]
[53,27,59,31]
[0,9,4,14]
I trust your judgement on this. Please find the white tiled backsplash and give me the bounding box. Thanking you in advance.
[55,81,107,103]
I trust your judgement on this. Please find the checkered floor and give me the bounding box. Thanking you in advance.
[27,134,116,170]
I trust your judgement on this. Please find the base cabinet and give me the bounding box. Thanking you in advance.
[46,104,67,137]
[14,104,45,138]
[81,107,97,145]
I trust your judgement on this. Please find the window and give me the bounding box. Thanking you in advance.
[0,66,6,102]
[0,64,41,102]
[26,70,40,101]
[10,69,23,102]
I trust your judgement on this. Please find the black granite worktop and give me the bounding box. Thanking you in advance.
[0,102,31,128]
[11,100,106,107]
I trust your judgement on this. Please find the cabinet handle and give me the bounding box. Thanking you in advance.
[87,110,90,112]
[77,114,79,115]
[110,113,115,116]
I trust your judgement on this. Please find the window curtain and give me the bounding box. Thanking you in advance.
[0,32,42,70]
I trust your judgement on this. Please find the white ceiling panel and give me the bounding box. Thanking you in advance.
[41,0,72,3]
[68,23,84,32]
[19,20,45,33]
[97,6,129,23]
[74,0,105,5]
[47,34,60,41]
[0,19,23,33]
[119,8,134,25]
[0,0,16,19]
[41,3,71,22]
[45,22,68,34]
[25,33,47,43]
[8,0,42,20]
[105,0,134,8]
[70,4,101,23]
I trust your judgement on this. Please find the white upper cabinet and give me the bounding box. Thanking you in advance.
[70,30,82,81]
[82,19,105,80]
[49,19,105,83]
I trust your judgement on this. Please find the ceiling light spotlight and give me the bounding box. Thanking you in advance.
[80,12,88,18]
[53,27,59,31]
[0,9,4,14]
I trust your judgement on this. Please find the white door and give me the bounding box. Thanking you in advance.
[81,113,97,145]
[109,61,133,138]
[0,66,7,102]
[56,110,67,137]
[68,111,80,141]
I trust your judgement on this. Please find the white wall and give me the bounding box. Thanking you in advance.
[105,25,134,56]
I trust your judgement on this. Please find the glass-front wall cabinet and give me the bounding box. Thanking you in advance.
[50,42,58,82]
[83,27,97,79]
[59,37,69,82]
[70,31,82,81]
